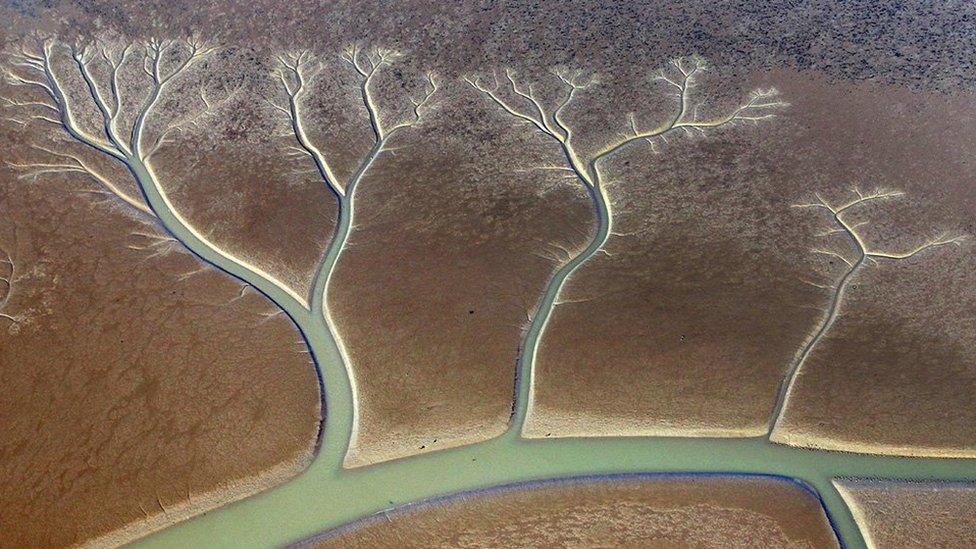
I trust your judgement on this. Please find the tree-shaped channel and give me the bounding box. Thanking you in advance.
[265,45,438,463]
[466,56,787,433]
[770,188,965,436]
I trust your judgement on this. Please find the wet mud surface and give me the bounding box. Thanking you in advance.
[300,475,839,548]
[835,479,976,548]
[0,135,321,546]
[2,0,976,544]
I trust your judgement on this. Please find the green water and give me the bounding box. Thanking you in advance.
[126,159,976,549]
[27,39,975,548]
[134,432,976,548]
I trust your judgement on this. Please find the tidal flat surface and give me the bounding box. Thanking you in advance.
[2,0,976,547]
[0,116,321,546]
[835,479,976,548]
[299,475,839,548]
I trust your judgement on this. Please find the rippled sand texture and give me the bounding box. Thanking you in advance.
[317,0,976,461]
[765,77,976,456]
[527,67,976,456]
[106,4,976,464]
[0,142,321,546]
[834,479,976,548]
[3,4,976,539]
[300,475,839,548]
[327,86,594,465]
[151,58,339,302]
[0,18,321,549]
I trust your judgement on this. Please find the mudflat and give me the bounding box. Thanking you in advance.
[300,475,839,548]
[0,129,321,546]
[835,479,976,548]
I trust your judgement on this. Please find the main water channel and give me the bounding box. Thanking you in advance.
[122,153,976,549]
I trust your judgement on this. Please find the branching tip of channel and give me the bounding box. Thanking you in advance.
[552,67,598,89]
[339,44,400,78]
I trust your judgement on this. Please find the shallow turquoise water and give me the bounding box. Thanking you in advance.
[127,159,976,549]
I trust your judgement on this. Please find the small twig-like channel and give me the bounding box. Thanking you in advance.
[7,42,976,549]
[770,189,965,434]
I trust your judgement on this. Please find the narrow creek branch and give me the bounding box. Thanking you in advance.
[770,188,966,434]
[467,57,786,434]
[270,46,439,467]
[9,43,974,549]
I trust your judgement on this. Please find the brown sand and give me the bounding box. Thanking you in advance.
[328,85,594,465]
[0,51,322,549]
[2,4,975,536]
[765,76,976,456]
[300,475,839,548]
[527,69,976,456]
[835,479,976,548]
